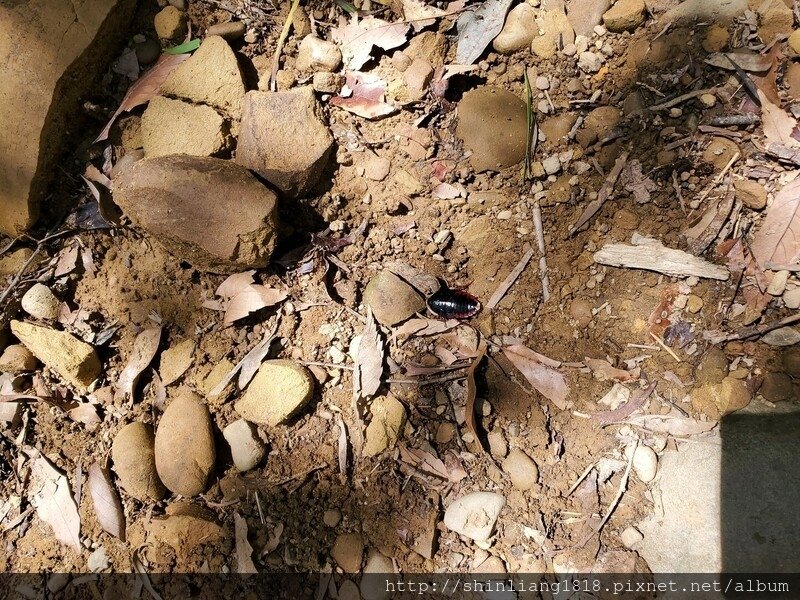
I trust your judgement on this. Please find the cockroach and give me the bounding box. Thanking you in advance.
[427,286,481,320]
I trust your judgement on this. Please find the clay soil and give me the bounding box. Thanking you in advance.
[0,0,798,588]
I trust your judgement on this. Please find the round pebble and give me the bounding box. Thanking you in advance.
[154,391,216,496]
[112,422,166,501]
[207,21,247,41]
[234,360,314,426]
[502,448,539,490]
[626,444,658,483]
[21,283,59,320]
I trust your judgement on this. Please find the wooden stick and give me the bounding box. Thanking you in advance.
[270,0,302,92]
[649,331,682,362]
[694,151,740,207]
[486,246,535,309]
[532,199,551,302]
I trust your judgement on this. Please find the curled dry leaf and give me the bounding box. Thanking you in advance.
[29,454,81,551]
[115,327,162,402]
[353,308,384,401]
[624,414,717,436]
[223,285,288,325]
[95,53,190,142]
[331,72,398,120]
[158,338,195,386]
[331,16,410,70]
[394,318,459,339]
[234,513,258,574]
[750,175,800,270]
[705,51,772,72]
[216,270,256,299]
[585,358,639,382]
[68,403,102,429]
[758,91,800,150]
[503,344,570,410]
[455,0,514,65]
[385,261,441,297]
[54,244,80,278]
[87,463,125,541]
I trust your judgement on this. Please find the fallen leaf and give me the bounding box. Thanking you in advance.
[759,90,800,149]
[592,383,655,426]
[115,327,162,402]
[224,285,288,325]
[87,463,125,541]
[705,51,772,72]
[624,414,717,436]
[331,16,410,70]
[238,319,280,388]
[455,0,514,65]
[29,454,81,551]
[234,514,258,573]
[620,159,657,204]
[112,47,140,80]
[750,175,800,270]
[216,270,256,299]
[402,0,448,30]
[336,415,349,476]
[398,444,450,480]
[751,45,781,105]
[465,341,488,450]
[503,344,570,409]
[95,53,190,142]
[585,358,639,382]
[164,38,201,55]
[568,151,629,235]
[68,403,101,429]
[54,244,80,278]
[432,182,462,199]
[353,308,384,400]
[158,338,195,386]
[385,261,441,296]
[394,318,459,339]
[331,71,398,119]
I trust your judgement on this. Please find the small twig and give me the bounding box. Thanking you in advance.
[707,114,759,127]
[647,88,716,112]
[672,171,686,213]
[269,463,326,487]
[270,0,302,92]
[532,200,551,302]
[567,151,629,236]
[695,151,740,207]
[300,360,355,371]
[255,491,265,525]
[387,372,469,385]
[486,245,535,309]
[0,229,74,308]
[720,312,800,342]
[649,331,682,362]
[566,462,596,497]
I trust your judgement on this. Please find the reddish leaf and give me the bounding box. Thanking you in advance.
[331,72,397,120]
[751,175,800,270]
[503,344,570,410]
[115,327,162,402]
[87,463,125,541]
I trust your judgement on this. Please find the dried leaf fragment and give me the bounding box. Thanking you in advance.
[750,175,800,270]
[87,463,126,541]
[234,513,258,573]
[503,344,570,409]
[29,454,81,551]
[115,327,162,402]
[223,285,288,325]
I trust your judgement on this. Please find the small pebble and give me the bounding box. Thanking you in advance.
[542,155,561,175]
[621,526,644,548]
[535,76,550,90]
[21,283,59,320]
[323,509,342,527]
[699,93,717,108]
[207,21,247,41]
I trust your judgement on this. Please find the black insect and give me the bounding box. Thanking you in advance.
[427,286,481,320]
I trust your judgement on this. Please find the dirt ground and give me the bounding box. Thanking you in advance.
[1,0,800,590]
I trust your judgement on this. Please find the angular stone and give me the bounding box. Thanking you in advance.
[364,395,406,457]
[0,344,37,373]
[0,0,135,235]
[10,321,101,389]
[569,0,612,37]
[363,270,426,326]
[530,4,575,59]
[296,35,342,72]
[112,155,278,273]
[154,391,216,496]
[236,87,333,197]
[602,0,646,32]
[493,3,538,54]
[444,491,506,542]
[234,360,315,426]
[734,179,767,210]
[160,36,245,118]
[502,448,539,490]
[141,97,230,158]
[223,419,266,471]
[691,377,752,419]
[112,422,166,501]
[154,6,187,40]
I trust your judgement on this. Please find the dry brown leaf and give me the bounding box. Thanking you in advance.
[759,90,800,149]
[750,175,800,270]
[353,308,384,400]
[234,514,258,574]
[54,244,80,278]
[95,53,190,142]
[223,285,288,325]
[68,403,101,429]
[115,327,162,402]
[87,463,125,541]
[331,72,398,119]
[29,454,81,551]
[465,341,488,451]
[503,344,570,409]
[216,270,256,299]
[624,414,717,436]
[585,358,639,382]
[593,382,655,427]
[398,444,450,480]
[238,319,280,389]
[620,159,657,204]
[705,51,772,72]
[394,318,458,339]
[385,261,441,296]
[455,0,514,65]
[331,16,410,70]
[402,0,448,30]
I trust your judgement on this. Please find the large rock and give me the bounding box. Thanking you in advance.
[492,3,538,54]
[603,0,646,32]
[444,491,506,542]
[659,0,746,25]
[456,87,527,173]
[160,36,245,118]
[0,0,135,235]
[141,96,230,158]
[568,0,612,37]
[530,2,575,59]
[236,87,334,198]
[235,360,315,426]
[10,321,100,389]
[154,391,216,496]
[363,270,426,326]
[112,155,278,273]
